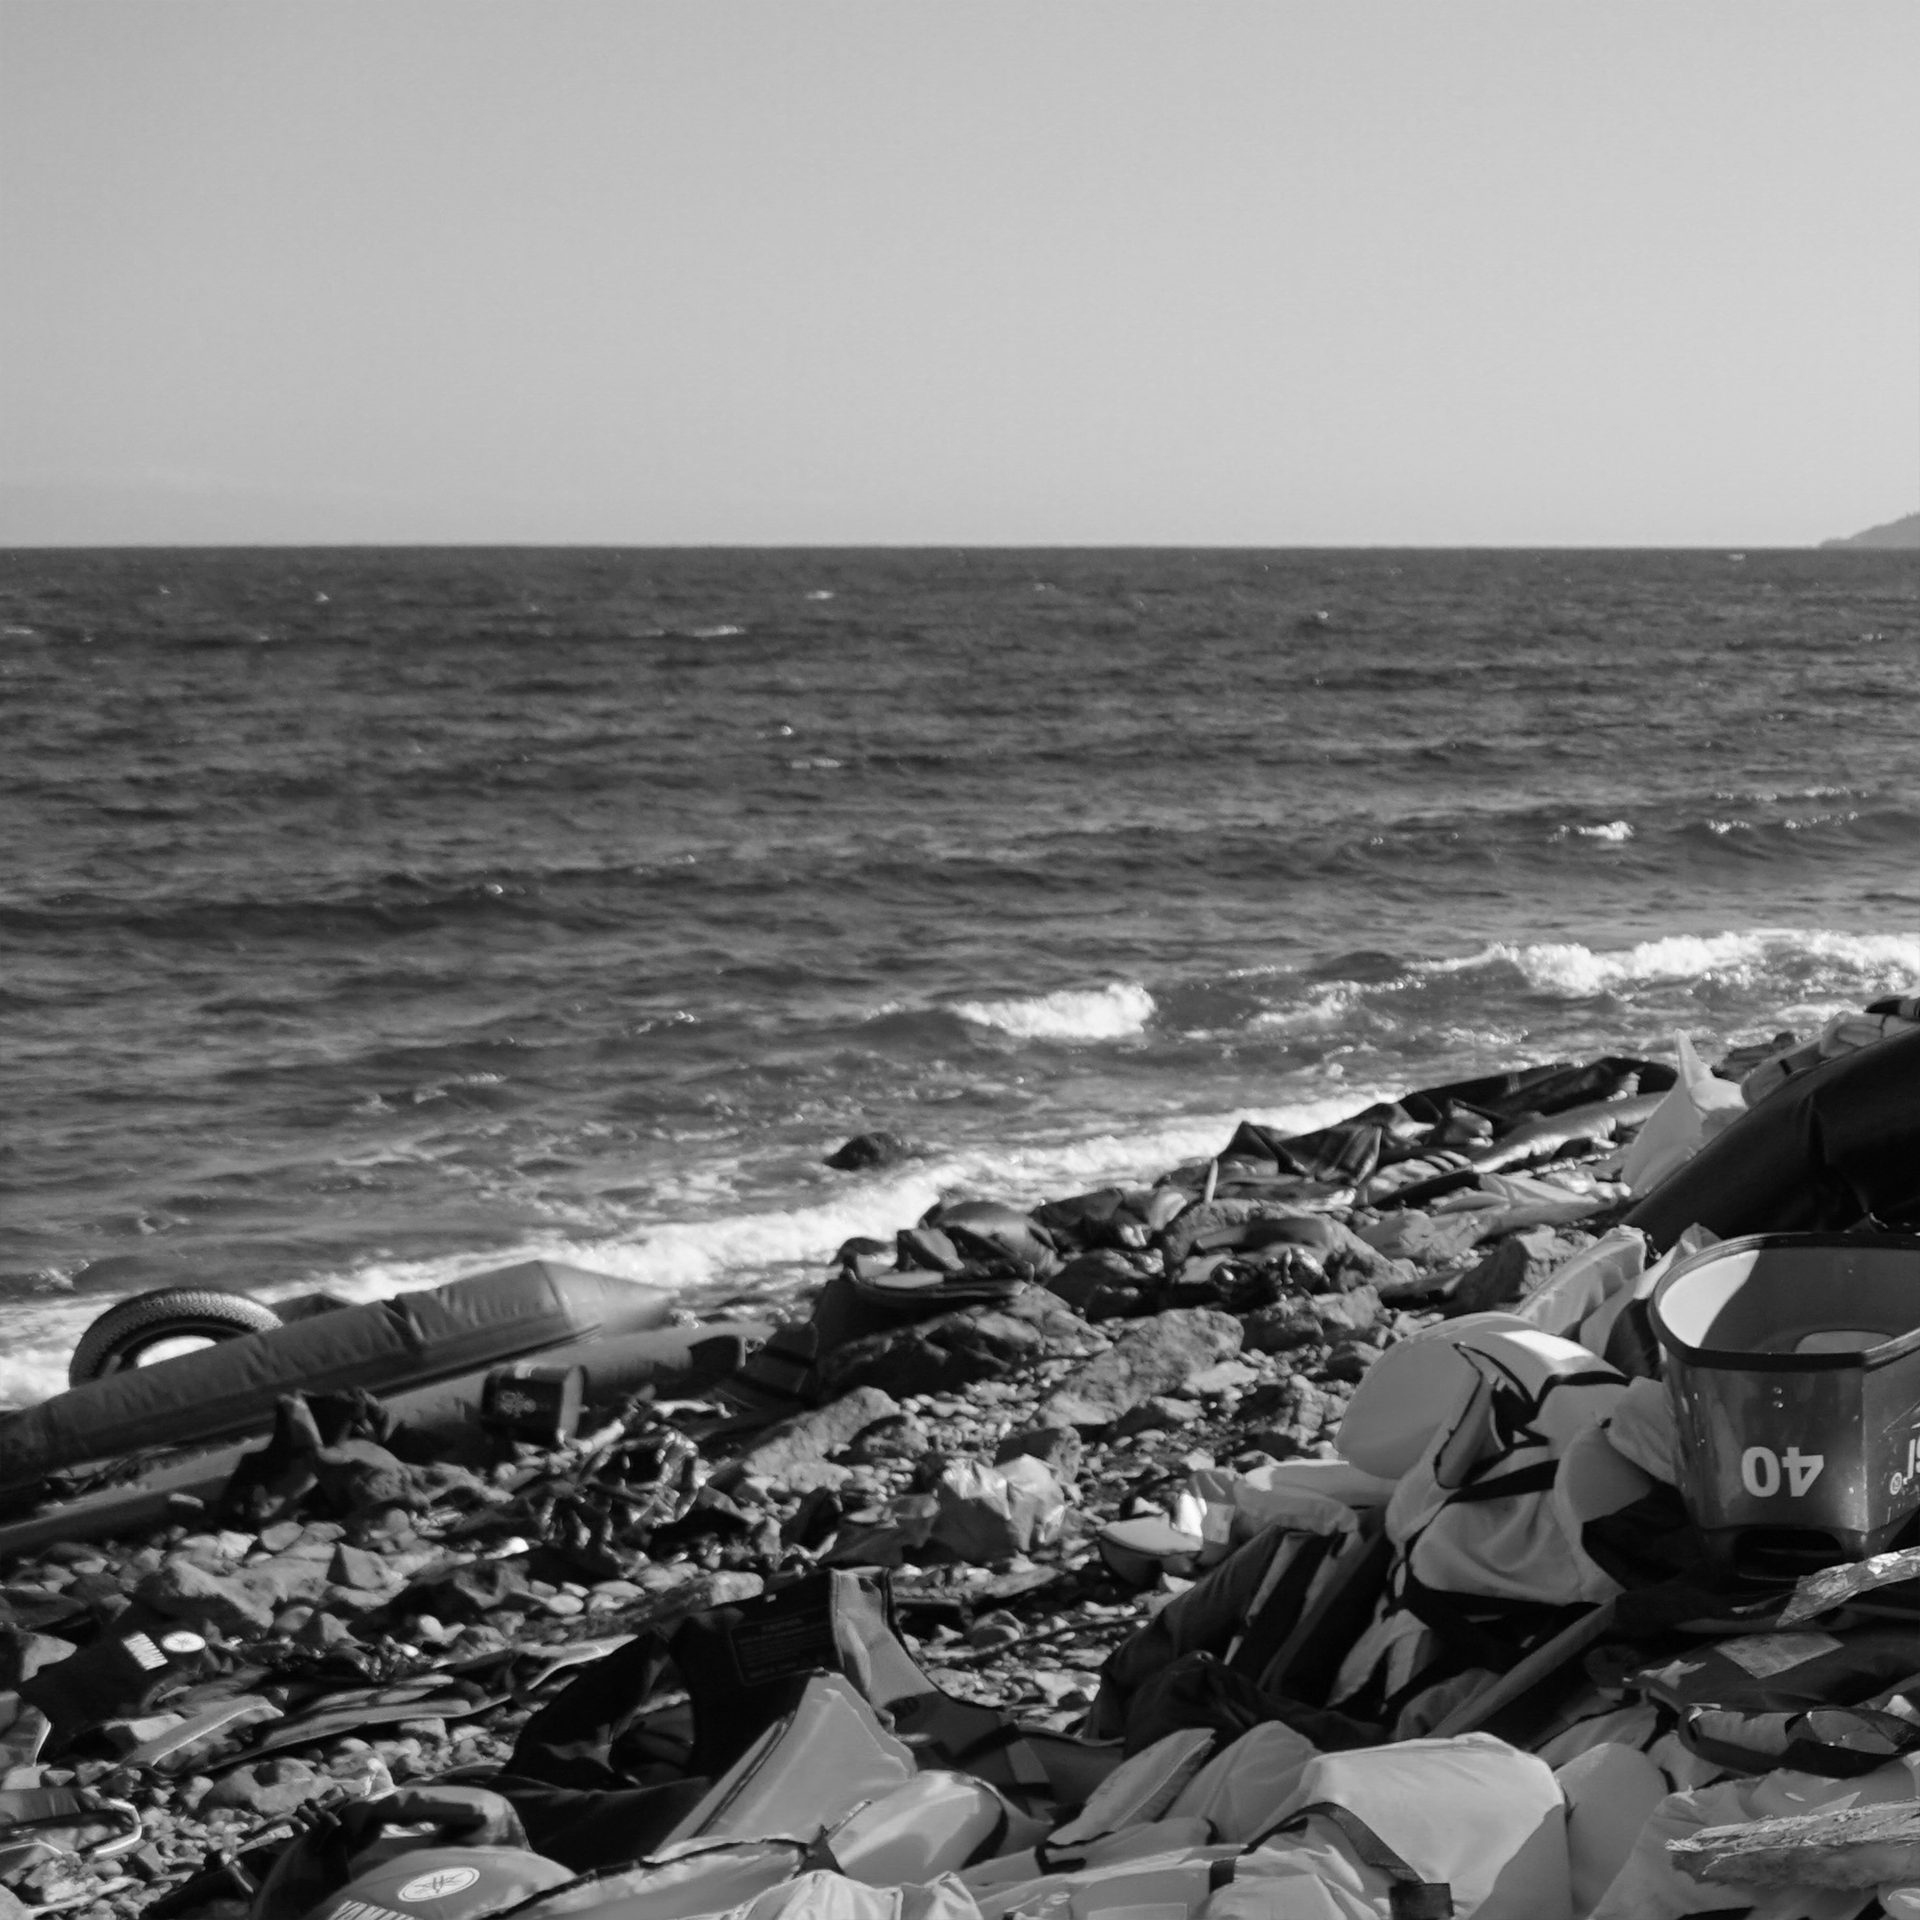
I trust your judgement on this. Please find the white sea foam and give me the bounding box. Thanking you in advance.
[954,982,1156,1042]
[1442,928,1920,999]
[176,1091,1383,1337]
[1551,820,1636,843]
[0,1297,154,1411]
[1247,984,1366,1031]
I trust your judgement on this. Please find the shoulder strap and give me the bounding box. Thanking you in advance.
[1441,1457,1561,1504]
[920,1712,1055,1804]
[1395,1559,1588,1674]
[1679,1703,1920,1780]
[1258,1515,1394,1708]
[1389,1448,1582,1672]
[1226,1528,1340,1680]
[1246,1802,1454,1919]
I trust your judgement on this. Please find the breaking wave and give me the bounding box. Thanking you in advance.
[0,1078,1404,1412]
[953,982,1156,1042]
[1440,929,1920,1000]
[266,1092,1383,1315]
[1247,984,1365,1032]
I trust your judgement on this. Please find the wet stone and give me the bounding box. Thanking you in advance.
[1038,1308,1243,1430]
[203,1757,330,1816]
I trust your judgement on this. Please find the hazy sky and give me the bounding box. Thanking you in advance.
[3,4,1916,545]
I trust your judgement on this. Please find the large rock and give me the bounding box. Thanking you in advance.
[825,1132,918,1171]
[725,1386,901,1483]
[1048,1249,1160,1320]
[136,1555,279,1638]
[995,1425,1083,1483]
[1244,1377,1336,1456]
[1037,1307,1242,1429]
[393,1559,530,1622]
[328,1543,399,1592]
[203,1756,332,1816]
[844,1412,931,1463]
[1240,1300,1324,1354]
[756,1458,850,1494]
[1445,1226,1583,1316]
[1313,1284,1380,1337]
[247,1552,334,1606]
[815,1288,1104,1400]
[313,1439,417,1514]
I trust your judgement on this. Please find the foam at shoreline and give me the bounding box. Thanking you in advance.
[0,1091,1379,1412]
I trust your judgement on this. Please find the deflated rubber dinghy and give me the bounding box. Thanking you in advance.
[1625,1025,1920,1250]
[0,1262,673,1501]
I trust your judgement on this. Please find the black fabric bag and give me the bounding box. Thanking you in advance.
[514,1568,1053,1807]
[1090,1514,1386,1741]
[1119,1651,1381,1758]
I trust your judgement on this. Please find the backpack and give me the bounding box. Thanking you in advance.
[518,1570,1055,1809]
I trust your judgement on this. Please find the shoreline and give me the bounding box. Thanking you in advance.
[0,1042,1697,1919]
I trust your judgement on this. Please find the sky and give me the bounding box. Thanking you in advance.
[2,3,1916,547]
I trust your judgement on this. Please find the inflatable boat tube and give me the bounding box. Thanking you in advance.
[0,1317,770,1555]
[0,1262,674,1501]
[1624,1027,1920,1253]
[380,1320,773,1444]
[1466,1091,1666,1173]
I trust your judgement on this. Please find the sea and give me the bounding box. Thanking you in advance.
[4,546,1918,1410]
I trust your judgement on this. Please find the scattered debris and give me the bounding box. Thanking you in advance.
[8,1021,1920,1920]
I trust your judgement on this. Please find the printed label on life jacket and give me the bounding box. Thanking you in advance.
[395,1868,481,1902]
[728,1610,839,1686]
[329,1899,412,1920]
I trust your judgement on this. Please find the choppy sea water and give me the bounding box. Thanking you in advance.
[3,546,1918,1407]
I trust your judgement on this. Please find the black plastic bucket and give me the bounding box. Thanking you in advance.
[1651,1232,1920,1559]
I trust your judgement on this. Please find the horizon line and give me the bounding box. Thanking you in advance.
[3,537,1911,555]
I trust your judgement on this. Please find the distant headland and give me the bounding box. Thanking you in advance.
[1823,510,1920,548]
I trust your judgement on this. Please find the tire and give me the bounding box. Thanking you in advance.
[69,1286,284,1387]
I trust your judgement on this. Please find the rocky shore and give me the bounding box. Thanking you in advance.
[0,1034,1864,1920]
